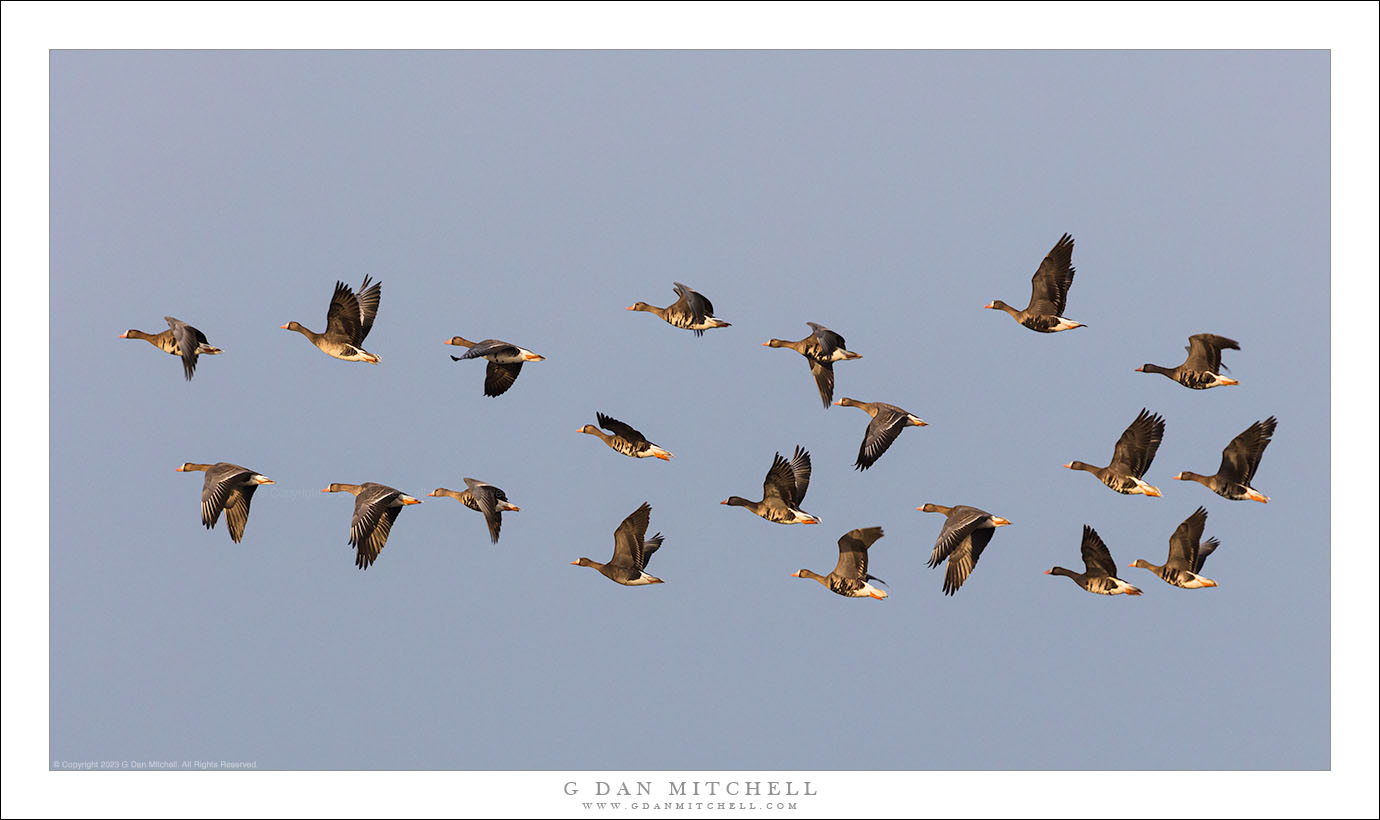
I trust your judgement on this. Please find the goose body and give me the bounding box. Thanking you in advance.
[1130,507,1220,588]
[834,397,927,470]
[918,504,1012,595]
[281,277,382,363]
[428,478,520,544]
[444,336,545,397]
[120,316,222,381]
[1046,525,1143,596]
[627,282,731,336]
[1064,408,1166,496]
[1137,333,1241,389]
[572,501,666,585]
[792,526,888,599]
[322,482,421,569]
[984,233,1085,332]
[175,462,274,543]
[578,412,673,460]
[722,446,819,524]
[764,322,863,408]
[1174,416,1277,502]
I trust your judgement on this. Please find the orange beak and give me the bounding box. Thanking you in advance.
[118,332,129,338]
[1043,569,1052,575]
[982,302,995,309]
[1134,366,1145,372]
[625,305,637,310]
[992,517,1012,526]
[570,560,580,565]
[280,324,290,329]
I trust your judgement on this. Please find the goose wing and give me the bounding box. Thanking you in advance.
[1108,409,1165,478]
[324,281,365,343]
[832,526,884,582]
[927,505,992,568]
[611,502,653,570]
[1079,525,1118,577]
[463,478,504,544]
[1167,507,1208,572]
[1027,233,1076,315]
[942,527,996,596]
[354,275,382,341]
[1218,416,1277,485]
[1194,537,1221,573]
[164,316,201,381]
[484,361,524,397]
[855,406,908,470]
[672,282,714,326]
[808,359,836,408]
[1184,333,1239,373]
[199,463,253,530]
[223,485,261,544]
[806,322,846,358]
[596,412,649,446]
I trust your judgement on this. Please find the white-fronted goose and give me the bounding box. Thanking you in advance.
[281,277,382,364]
[1046,525,1143,596]
[428,478,520,544]
[571,501,666,586]
[764,322,863,408]
[175,462,274,543]
[792,526,888,600]
[984,233,1086,333]
[322,482,421,569]
[120,316,223,381]
[1130,507,1220,588]
[627,282,731,336]
[578,412,673,460]
[1174,416,1277,503]
[1064,409,1166,497]
[1136,334,1241,390]
[444,336,545,397]
[721,446,819,525]
[833,398,928,470]
[918,504,1012,596]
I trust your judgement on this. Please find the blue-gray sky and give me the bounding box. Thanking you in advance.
[40,46,1342,786]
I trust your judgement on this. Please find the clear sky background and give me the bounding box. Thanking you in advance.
[46,48,1331,772]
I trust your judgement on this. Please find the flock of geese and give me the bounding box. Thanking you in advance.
[122,233,1278,599]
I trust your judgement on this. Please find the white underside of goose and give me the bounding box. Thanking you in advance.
[1128,477,1162,497]
[856,581,888,599]
[1048,317,1085,332]
[485,347,544,364]
[673,317,730,331]
[1105,578,1143,596]
[333,346,381,364]
[1177,572,1217,589]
